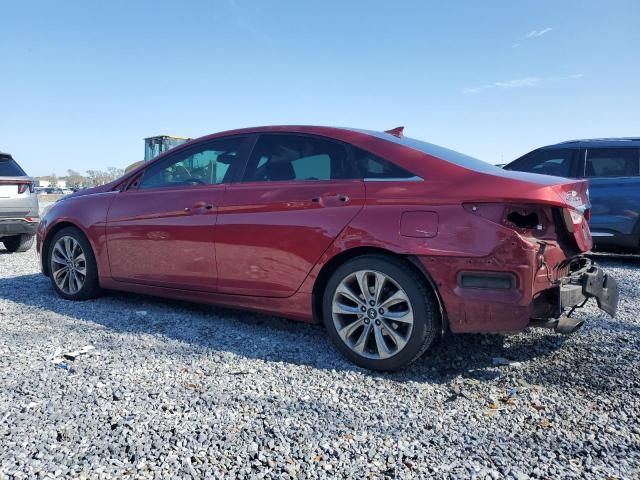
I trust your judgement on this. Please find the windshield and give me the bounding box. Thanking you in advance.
[0,155,27,176]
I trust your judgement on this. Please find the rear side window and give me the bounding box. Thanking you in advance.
[585,148,639,177]
[508,149,576,177]
[243,134,348,182]
[0,156,27,176]
[352,148,415,179]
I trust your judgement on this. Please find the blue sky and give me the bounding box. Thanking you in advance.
[1,0,639,176]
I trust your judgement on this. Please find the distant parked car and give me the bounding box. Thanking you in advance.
[0,153,39,252]
[37,126,618,370]
[505,138,640,249]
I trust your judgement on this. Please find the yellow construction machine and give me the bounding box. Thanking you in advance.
[125,135,190,172]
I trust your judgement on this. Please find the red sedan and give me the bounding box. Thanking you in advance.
[37,126,619,370]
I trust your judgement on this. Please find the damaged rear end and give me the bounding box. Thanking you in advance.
[466,175,619,333]
[536,179,617,330]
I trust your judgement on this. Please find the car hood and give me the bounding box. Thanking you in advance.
[64,184,114,200]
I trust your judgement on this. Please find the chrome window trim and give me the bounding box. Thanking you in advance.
[590,232,615,237]
[363,176,424,182]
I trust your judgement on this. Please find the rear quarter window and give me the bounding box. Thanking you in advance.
[351,129,502,174]
[353,148,416,179]
[0,156,27,176]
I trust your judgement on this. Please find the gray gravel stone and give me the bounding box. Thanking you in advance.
[0,245,639,478]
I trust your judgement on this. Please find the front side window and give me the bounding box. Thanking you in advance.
[242,134,348,182]
[140,137,245,189]
[509,149,575,177]
[585,148,639,178]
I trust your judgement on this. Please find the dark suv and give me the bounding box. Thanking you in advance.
[505,138,640,249]
[0,153,39,252]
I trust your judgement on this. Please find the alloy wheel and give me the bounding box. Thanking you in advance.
[51,236,87,295]
[331,270,414,360]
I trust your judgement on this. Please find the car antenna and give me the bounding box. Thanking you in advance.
[384,126,404,138]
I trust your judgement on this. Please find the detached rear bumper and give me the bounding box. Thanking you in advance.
[561,265,619,317]
[0,218,39,237]
[535,261,619,319]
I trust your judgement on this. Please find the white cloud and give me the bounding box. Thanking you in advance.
[464,74,583,94]
[511,43,521,48]
[494,77,540,88]
[524,27,553,39]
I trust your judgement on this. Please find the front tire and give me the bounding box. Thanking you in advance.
[47,227,101,300]
[322,255,440,371]
[2,234,35,253]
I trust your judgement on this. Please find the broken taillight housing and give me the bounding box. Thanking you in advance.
[17,182,34,194]
[463,203,548,233]
[562,208,585,233]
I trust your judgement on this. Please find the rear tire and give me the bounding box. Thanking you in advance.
[322,255,440,371]
[47,227,101,301]
[2,234,35,253]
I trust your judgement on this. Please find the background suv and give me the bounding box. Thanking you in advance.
[505,138,640,250]
[0,153,39,252]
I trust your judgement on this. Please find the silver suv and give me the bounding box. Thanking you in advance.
[0,153,39,252]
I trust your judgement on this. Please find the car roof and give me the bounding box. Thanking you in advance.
[188,124,504,177]
[543,137,640,149]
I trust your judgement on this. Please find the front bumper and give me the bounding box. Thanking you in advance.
[0,218,39,237]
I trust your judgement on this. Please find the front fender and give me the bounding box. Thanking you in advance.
[38,192,117,278]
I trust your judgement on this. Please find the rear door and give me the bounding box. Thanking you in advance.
[215,133,365,297]
[105,136,250,291]
[581,147,640,237]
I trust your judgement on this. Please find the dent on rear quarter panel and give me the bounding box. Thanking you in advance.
[42,193,116,278]
[301,176,582,334]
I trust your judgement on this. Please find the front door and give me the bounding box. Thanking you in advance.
[215,133,366,297]
[106,136,249,291]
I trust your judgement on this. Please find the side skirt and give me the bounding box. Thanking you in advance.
[99,277,314,323]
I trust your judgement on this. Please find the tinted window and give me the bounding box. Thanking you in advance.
[353,148,415,179]
[585,148,639,177]
[243,134,348,182]
[0,156,27,176]
[140,137,245,189]
[350,129,501,174]
[509,149,575,177]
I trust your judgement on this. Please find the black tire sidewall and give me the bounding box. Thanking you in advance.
[48,227,100,300]
[3,234,34,252]
[322,255,438,371]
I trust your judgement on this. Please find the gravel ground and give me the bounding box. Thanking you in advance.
[0,243,639,479]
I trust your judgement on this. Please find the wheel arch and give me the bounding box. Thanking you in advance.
[311,246,448,332]
[42,221,93,276]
